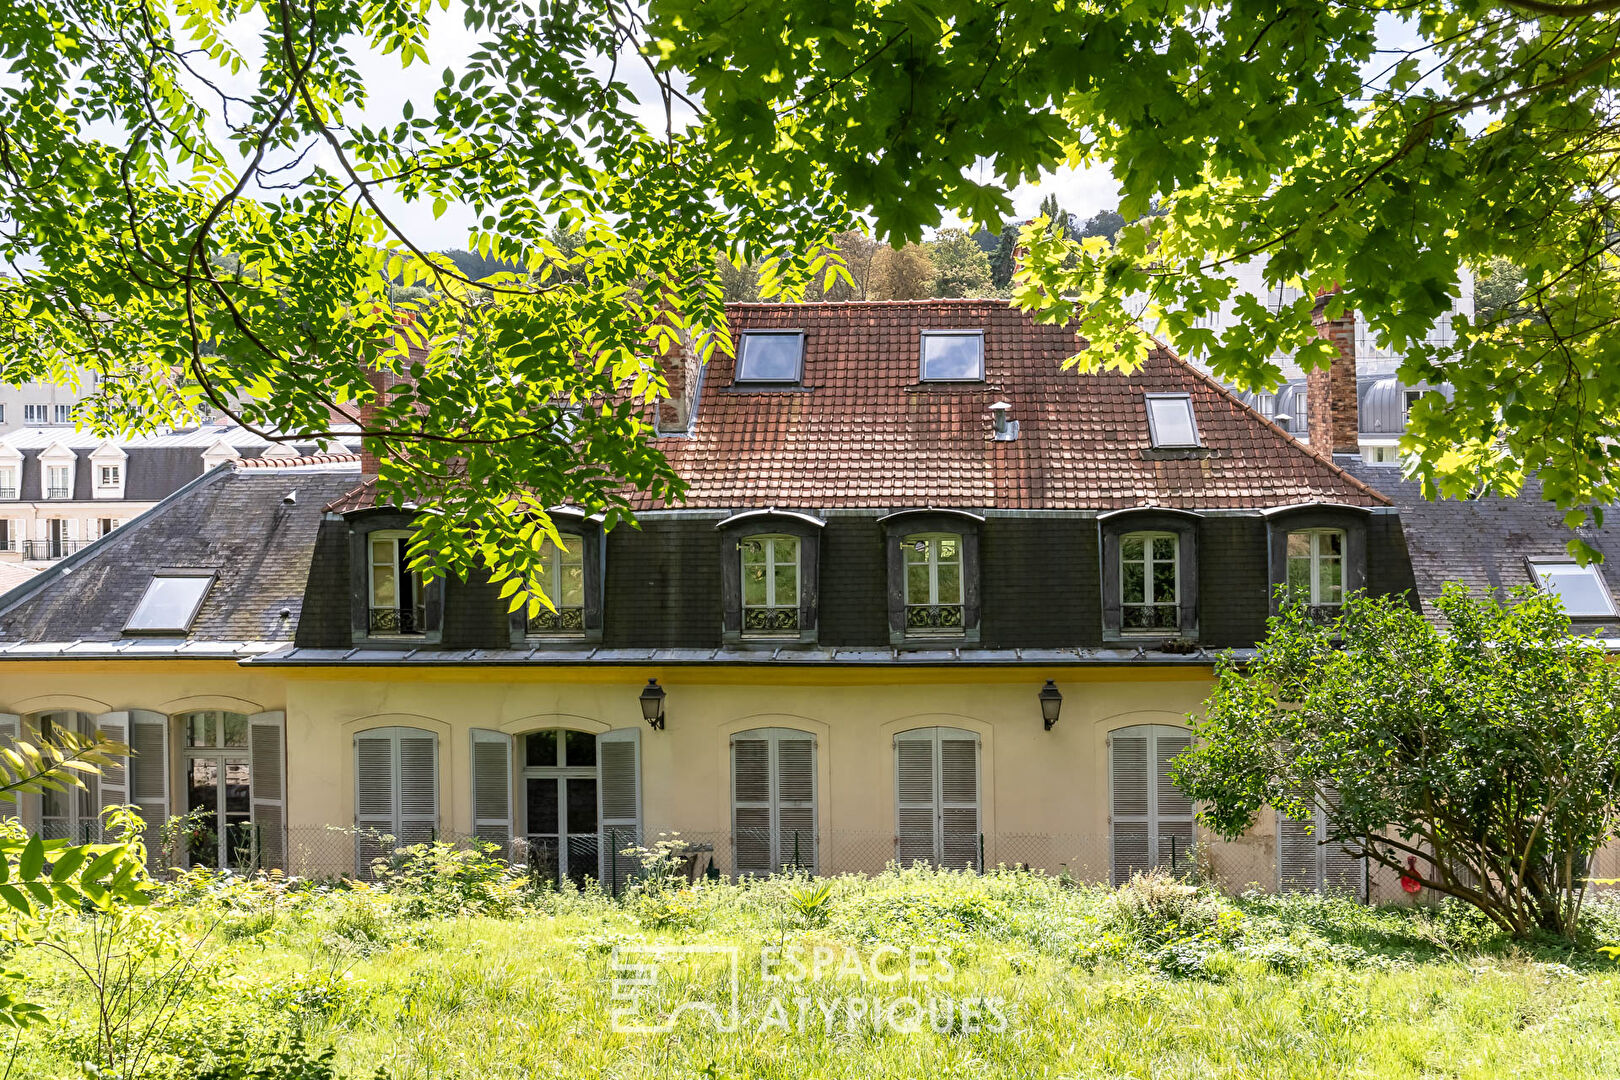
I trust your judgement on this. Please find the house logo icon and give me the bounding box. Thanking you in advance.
[609,944,742,1033]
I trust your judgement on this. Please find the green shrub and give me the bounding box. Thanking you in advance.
[370,840,523,918]
[1106,871,1235,947]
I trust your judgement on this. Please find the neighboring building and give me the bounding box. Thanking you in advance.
[0,301,1421,898]
[0,426,358,564]
[1239,374,1454,465]
[0,368,98,435]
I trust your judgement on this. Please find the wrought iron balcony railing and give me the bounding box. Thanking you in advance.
[368,606,427,635]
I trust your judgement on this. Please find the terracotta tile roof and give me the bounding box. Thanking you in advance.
[236,452,360,469]
[324,475,378,514]
[324,300,1386,514]
[647,300,1386,511]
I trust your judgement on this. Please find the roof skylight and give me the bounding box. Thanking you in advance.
[1529,559,1616,617]
[919,331,985,381]
[125,571,215,634]
[734,331,805,383]
[1145,394,1201,448]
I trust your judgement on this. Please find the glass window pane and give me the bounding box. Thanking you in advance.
[1287,533,1311,559]
[565,730,596,768]
[525,730,558,768]
[1536,564,1614,616]
[1152,536,1176,563]
[126,575,213,633]
[906,537,929,563]
[774,564,797,606]
[371,561,397,608]
[1287,556,1312,599]
[1322,532,1343,558]
[527,777,559,834]
[225,761,251,816]
[735,333,804,381]
[920,333,984,380]
[740,538,765,564]
[222,713,248,748]
[1152,564,1177,605]
[938,536,959,562]
[566,777,599,834]
[187,712,217,748]
[1121,535,1144,562]
[1122,560,1146,604]
[1146,396,1199,447]
[744,564,768,605]
[1320,557,1342,602]
[560,563,585,607]
[906,562,930,603]
[936,562,961,604]
[772,537,797,564]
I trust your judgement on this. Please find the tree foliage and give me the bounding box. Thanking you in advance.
[0,0,848,612]
[929,228,996,298]
[659,0,1620,553]
[1173,586,1620,939]
[869,242,936,300]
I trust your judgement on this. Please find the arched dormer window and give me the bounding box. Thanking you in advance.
[717,510,822,646]
[879,510,983,645]
[345,508,444,646]
[508,510,605,646]
[1263,504,1370,617]
[1100,509,1200,642]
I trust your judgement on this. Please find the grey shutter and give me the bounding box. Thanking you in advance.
[939,734,979,870]
[397,731,439,845]
[731,735,772,875]
[1176,528,1199,634]
[95,712,130,830]
[720,533,743,636]
[0,714,19,818]
[249,712,286,872]
[1154,734,1195,872]
[776,734,817,873]
[598,728,641,892]
[1110,732,1151,884]
[128,711,169,866]
[1277,809,1318,893]
[470,729,513,857]
[354,730,398,875]
[1100,527,1123,635]
[895,732,938,866]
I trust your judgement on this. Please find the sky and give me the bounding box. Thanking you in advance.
[197,2,1122,251]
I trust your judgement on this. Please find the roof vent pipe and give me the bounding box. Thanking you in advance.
[989,401,1018,442]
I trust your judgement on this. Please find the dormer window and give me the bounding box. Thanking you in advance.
[1120,532,1180,632]
[1286,529,1345,610]
[904,534,965,635]
[919,331,984,382]
[741,535,800,635]
[45,465,71,499]
[734,331,805,385]
[1529,559,1616,617]
[1145,393,1200,448]
[527,535,586,636]
[368,531,424,635]
[0,467,15,500]
[126,571,214,634]
[98,465,120,488]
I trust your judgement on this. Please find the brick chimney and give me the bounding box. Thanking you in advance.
[359,367,389,475]
[655,324,701,434]
[1307,289,1359,455]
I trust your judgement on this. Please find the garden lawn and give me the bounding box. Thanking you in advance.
[13,863,1620,1079]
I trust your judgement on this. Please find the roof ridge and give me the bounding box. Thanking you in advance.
[1142,333,1392,508]
[235,452,360,469]
[324,475,379,513]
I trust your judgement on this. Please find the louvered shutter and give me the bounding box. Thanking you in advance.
[249,712,286,872]
[397,732,438,845]
[1154,734,1195,872]
[1277,809,1318,893]
[1110,732,1151,884]
[0,714,18,818]
[128,711,168,866]
[939,735,979,870]
[1316,782,1365,897]
[354,730,399,876]
[598,728,641,892]
[95,713,130,834]
[776,734,817,873]
[731,735,773,875]
[470,729,513,858]
[895,732,938,867]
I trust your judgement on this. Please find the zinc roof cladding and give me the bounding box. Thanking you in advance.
[647,300,1386,511]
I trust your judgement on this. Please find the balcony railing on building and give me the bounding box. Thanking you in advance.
[368,605,427,635]
[45,485,71,499]
[1121,604,1180,632]
[23,539,83,560]
[905,604,964,632]
[527,605,585,635]
[0,487,15,500]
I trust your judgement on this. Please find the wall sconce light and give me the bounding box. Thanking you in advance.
[1038,680,1063,731]
[639,678,666,730]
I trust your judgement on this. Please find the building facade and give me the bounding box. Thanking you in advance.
[0,301,1427,897]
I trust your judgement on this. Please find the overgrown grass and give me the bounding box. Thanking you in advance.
[14,859,1620,1078]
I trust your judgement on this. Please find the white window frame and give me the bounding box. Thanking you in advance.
[918,330,985,382]
[125,570,214,633]
[34,712,98,841]
[1119,531,1180,633]
[1286,528,1346,608]
[98,464,120,488]
[0,467,15,500]
[903,532,965,635]
[1144,392,1201,448]
[176,710,254,869]
[45,464,71,499]
[740,534,800,636]
[1528,558,1617,617]
[23,404,46,424]
[527,533,587,636]
[52,404,70,425]
[367,529,423,636]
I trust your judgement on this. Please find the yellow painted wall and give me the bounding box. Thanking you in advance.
[0,660,1294,891]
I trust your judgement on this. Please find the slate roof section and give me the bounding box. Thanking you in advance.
[0,466,361,643]
[324,300,1386,514]
[1340,461,1620,635]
